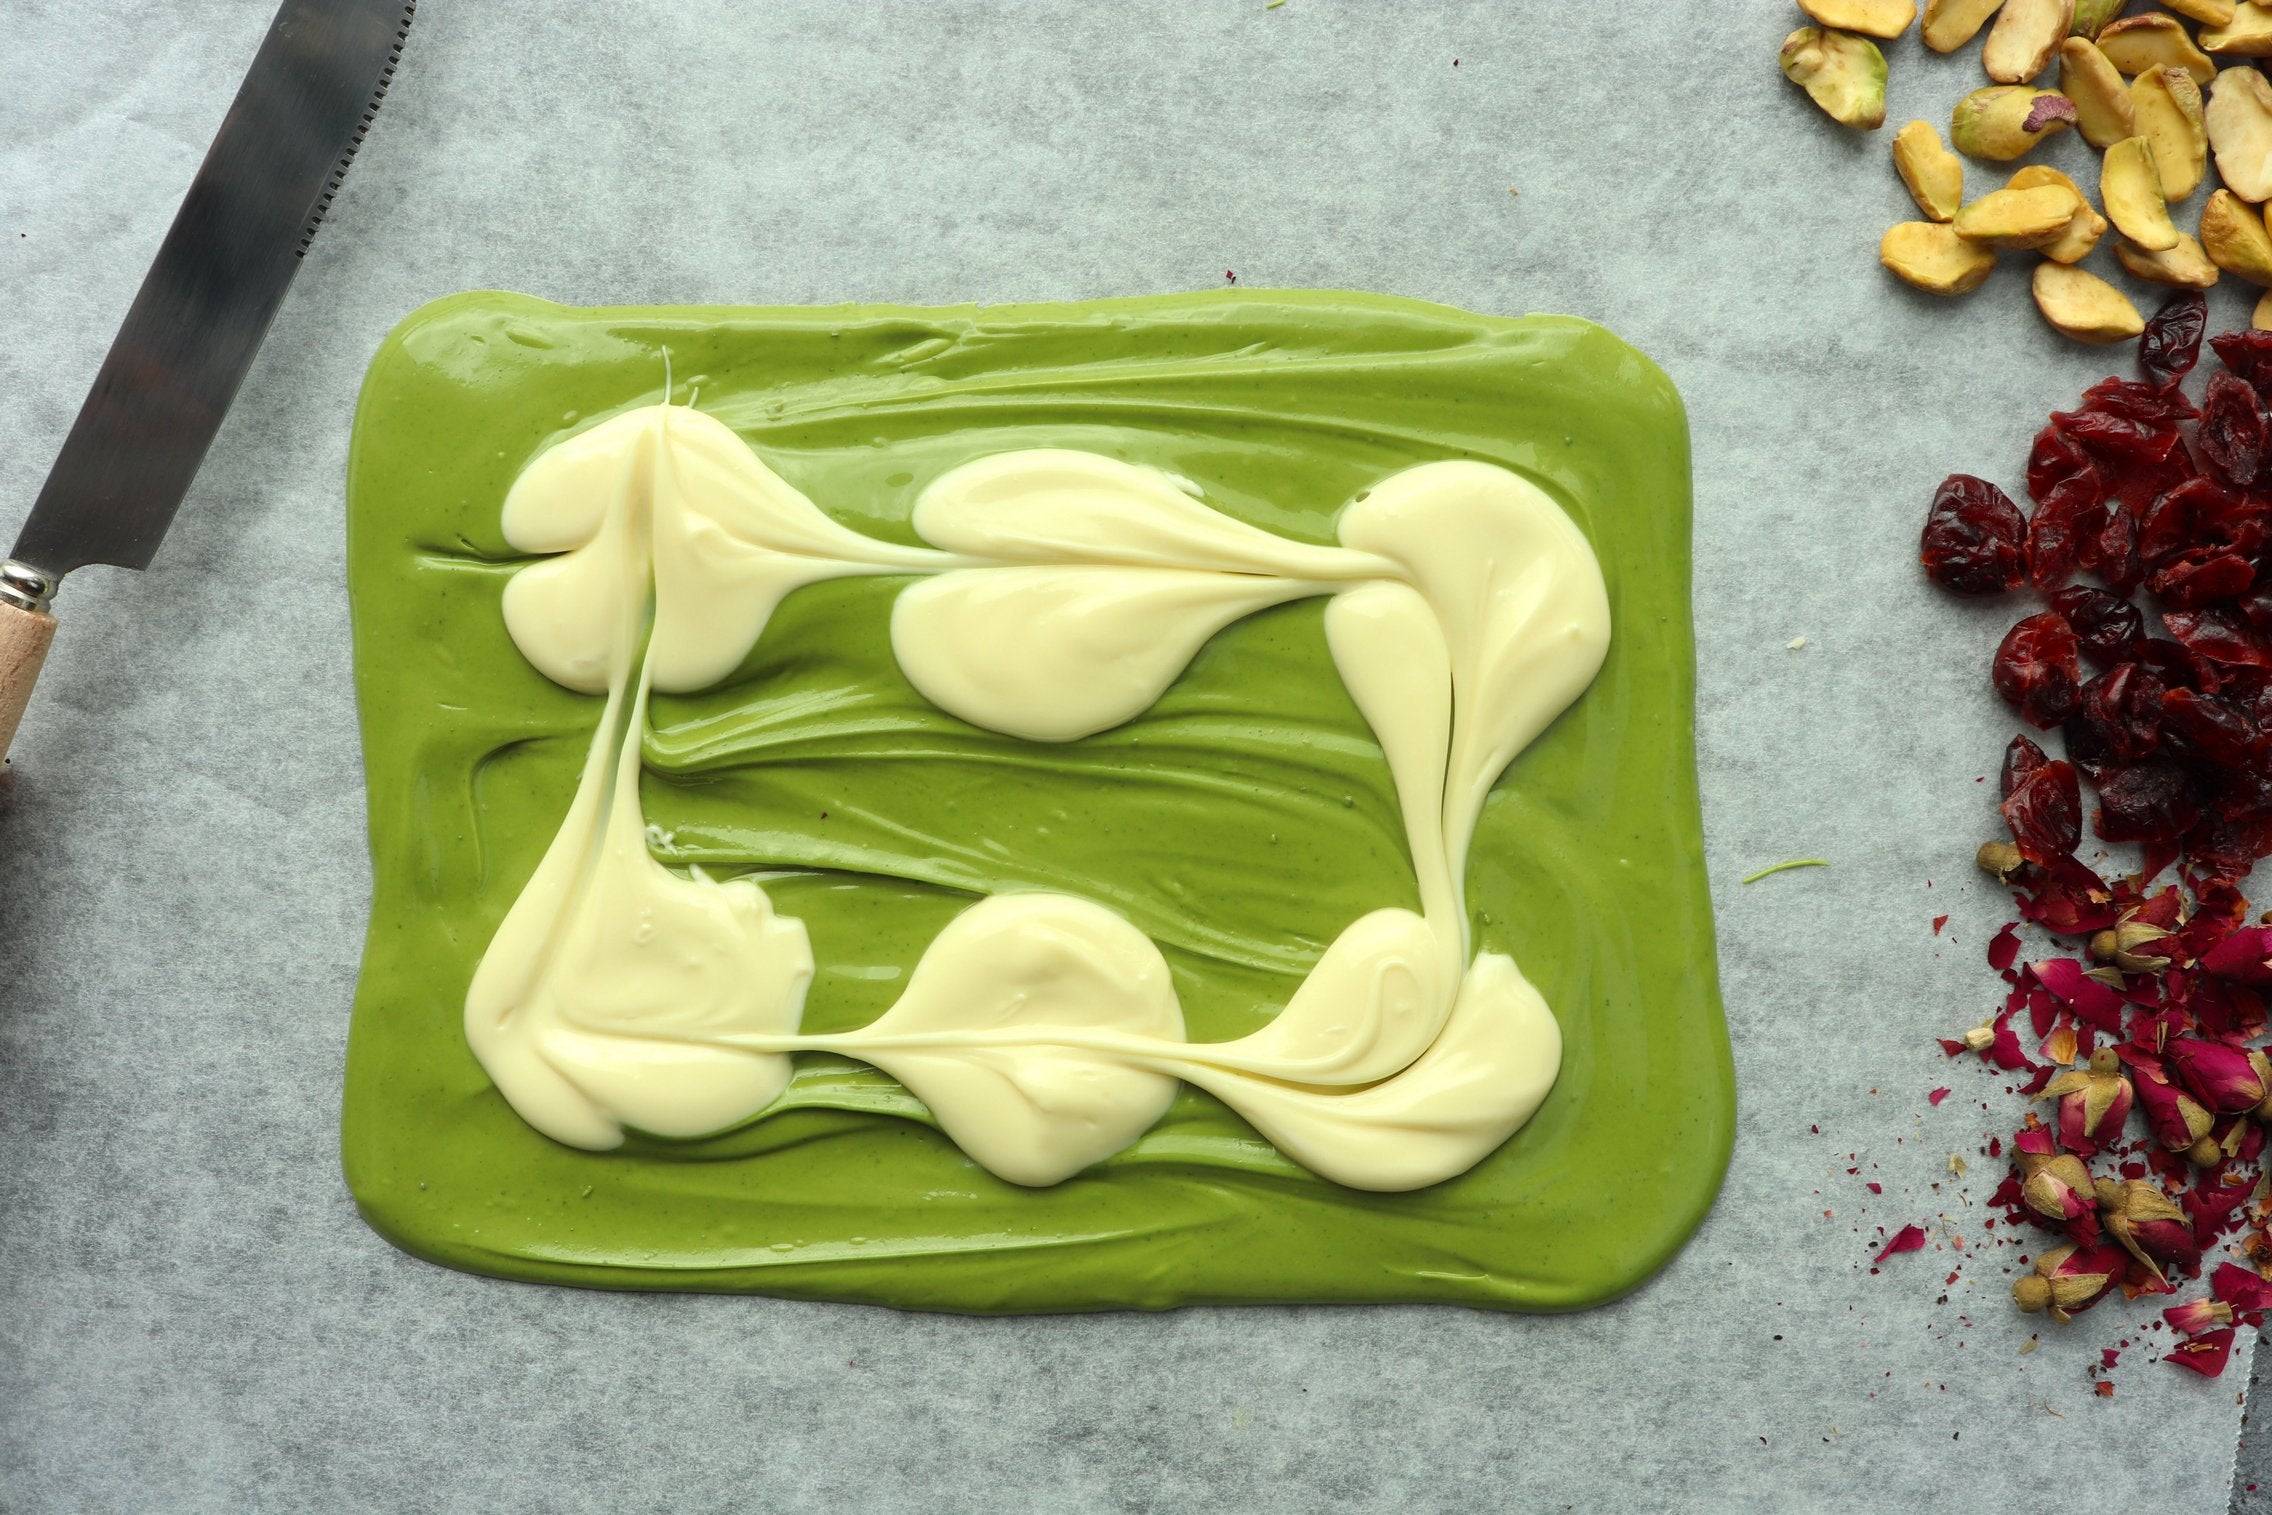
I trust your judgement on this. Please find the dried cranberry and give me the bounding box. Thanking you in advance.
[2028,494,2103,591]
[2082,376,2200,427]
[2096,762,2203,845]
[2240,582,2272,634]
[2189,810,2272,883]
[1920,474,2028,594]
[2002,733,2050,798]
[2029,423,2105,514]
[2080,663,2167,764]
[2212,329,2272,400]
[2140,478,2252,569]
[2083,503,2144,595]
[2003,757,2083,867]
[2148,551,2256,610]
[2110,442,2199,516]
[2164,609,2272,670]
[2213,776,2272,836]
[2162,687,2261,767]
[2139,637,2216,694]
[2051,585,2145,668]
[2141,292,2208,388]
[2200,371,2267,489]
[1994,612,2084,729]
[2225,664,2272,722]
[2064,712,2117,783]
[2061,408,2185,468]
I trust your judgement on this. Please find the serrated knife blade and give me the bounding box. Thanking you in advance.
[0,0,414,762]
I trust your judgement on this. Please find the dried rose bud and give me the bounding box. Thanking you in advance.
[2166,1295,2237,1335]
[2012,1240,2126,1323]
[2097,1177,2202,1276]
[2128,1055,2218,1158]
[2094,919,2175,972]
[2038,1047,2134,1154]
[2166,1037,2272,1116]
[2015,1128,2098,1222]
[1978,840,2026,882]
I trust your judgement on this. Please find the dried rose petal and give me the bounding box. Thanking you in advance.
[2183,1182,2255,1247]
[2212,1261,2272,1313]
[1990,1017,2030,1071]
[2165,1326,2237,1377]
[1988,924,2022,972]
[2031,957,2126,1032]
[2164,1296,2235,1334]
[1875,1224,1928,1262]
[2020,856,2119,936]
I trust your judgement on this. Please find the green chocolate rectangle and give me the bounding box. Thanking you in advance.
[342,289,1730,1311]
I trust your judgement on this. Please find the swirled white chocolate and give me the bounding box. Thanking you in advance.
[466,403,1609,1191]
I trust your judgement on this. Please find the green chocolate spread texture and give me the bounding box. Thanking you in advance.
[342,289,1731,1312]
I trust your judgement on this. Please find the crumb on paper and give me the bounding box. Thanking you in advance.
[1788,636,1807,650]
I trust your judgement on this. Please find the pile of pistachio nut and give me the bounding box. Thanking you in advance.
[1783,0,2272,344]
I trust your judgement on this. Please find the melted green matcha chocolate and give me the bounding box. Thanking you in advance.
[342,289,1731,1311]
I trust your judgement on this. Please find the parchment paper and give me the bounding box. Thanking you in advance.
[0,2,2261,1510]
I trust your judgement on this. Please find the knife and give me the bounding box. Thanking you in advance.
[0,0,415,763]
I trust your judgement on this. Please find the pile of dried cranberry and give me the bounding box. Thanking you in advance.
[1923,293,2272,1380]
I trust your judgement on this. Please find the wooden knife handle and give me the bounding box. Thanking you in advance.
[0,595,56,763]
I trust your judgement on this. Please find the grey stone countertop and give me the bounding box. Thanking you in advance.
[2,2,2266,1511]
